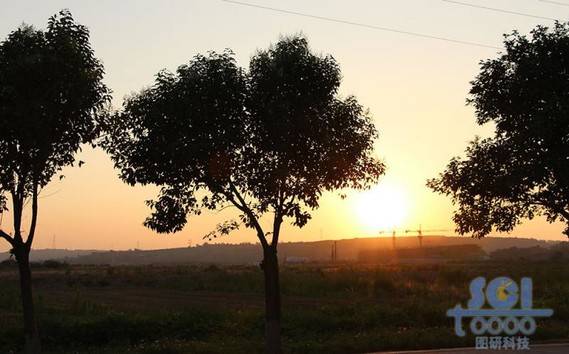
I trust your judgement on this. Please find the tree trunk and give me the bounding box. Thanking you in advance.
[15,248,41,354]
[262,246,282,354]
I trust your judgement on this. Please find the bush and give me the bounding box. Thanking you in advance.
[40,259,69,269]
[0,259,17,269]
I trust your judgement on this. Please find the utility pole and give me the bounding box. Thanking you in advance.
[331,241,338,262]
[379,229,398,249]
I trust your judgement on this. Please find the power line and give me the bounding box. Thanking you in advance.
[539,0,569,7]
[443,0,559,21]
[221,0,501,50]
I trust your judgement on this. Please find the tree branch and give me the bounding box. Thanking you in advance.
[270,187,285,247]
[530,196,569,221]
[227,181,269,249]
[0,229,14,247]
[10,188,23,243]
[25,183,39,250]
[271,211,283,248]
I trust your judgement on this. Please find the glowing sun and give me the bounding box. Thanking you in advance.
[353,182,409,232]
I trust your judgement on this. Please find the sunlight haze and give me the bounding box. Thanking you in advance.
[1,0,568,252]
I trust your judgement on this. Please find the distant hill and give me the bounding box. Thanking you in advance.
[0,249,100,262]
[5,235,555,266]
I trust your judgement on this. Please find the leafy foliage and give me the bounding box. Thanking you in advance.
[103,35,384,246]
[428,23,569,237]
[203,220,241,242]
[0,10,110,246]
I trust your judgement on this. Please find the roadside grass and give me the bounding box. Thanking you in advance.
[0,260,567,353]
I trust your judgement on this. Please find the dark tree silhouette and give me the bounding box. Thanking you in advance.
[428,23,569,238]
[102,36,384,353]
[0,11,109,353]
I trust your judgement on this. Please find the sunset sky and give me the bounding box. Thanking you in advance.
[1,0,568,251]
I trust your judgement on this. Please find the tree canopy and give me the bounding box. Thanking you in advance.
[0,11,110,244]
[103,36,384,246]
[428,23,569,237]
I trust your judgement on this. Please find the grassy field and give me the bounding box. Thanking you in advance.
[0,259,567,353]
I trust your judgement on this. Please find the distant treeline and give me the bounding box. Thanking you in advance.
[489,243,569,261]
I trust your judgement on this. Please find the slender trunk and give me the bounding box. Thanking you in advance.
[15,248,41,354]
[262,246,282,354]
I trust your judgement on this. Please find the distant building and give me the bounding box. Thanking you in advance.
[358,244,487,264]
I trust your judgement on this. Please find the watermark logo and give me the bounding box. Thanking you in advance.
[447,277,553,350]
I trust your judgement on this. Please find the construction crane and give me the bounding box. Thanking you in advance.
[404,225,451,248]
[378,229,399,249]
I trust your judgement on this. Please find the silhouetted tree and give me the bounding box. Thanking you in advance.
[428,23,569,238]
[102,36,384,353]
[0,11,109,352]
